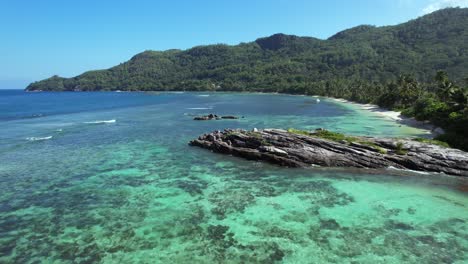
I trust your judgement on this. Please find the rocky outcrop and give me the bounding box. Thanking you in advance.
[194,114,220,120]
[193,114,240,120]
[220,115,239,119]
[189,129,468,177]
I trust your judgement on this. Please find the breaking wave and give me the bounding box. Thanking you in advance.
[387,166,430,175]
[26,136,52,141]
[84,119,116,124]
[186,107,213,110]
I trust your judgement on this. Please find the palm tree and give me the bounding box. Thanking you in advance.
[397,74,421,106]
[435,71,454,101]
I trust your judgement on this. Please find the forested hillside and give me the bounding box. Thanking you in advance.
[26,8,467,93]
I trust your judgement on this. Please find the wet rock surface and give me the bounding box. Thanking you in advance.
[189,128,468,177]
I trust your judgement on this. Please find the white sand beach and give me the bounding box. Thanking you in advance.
[329,98,445,136]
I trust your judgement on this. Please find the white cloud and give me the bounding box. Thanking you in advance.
[422,0,468,14]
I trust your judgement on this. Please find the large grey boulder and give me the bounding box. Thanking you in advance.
[189,129,468,177]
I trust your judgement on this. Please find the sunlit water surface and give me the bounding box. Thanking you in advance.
[0,91,466,263]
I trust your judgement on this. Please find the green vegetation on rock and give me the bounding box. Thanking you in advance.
[313,130,358,143]
[413,138,450,147]
[288,129,387,154]
[287,128,313,137]
[357,141,388,154]
[395,142,408,155]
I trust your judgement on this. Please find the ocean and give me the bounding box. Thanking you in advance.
[0,90,466,263]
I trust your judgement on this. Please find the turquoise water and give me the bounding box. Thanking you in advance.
[0,91,467,263]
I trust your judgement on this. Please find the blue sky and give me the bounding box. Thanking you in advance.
[1,0,467,89]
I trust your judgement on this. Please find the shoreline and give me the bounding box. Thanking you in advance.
[327,97,445,137]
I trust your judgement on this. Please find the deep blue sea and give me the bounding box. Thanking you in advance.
[0,90,467,263]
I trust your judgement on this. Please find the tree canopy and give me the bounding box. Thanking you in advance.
[26,8,468,93]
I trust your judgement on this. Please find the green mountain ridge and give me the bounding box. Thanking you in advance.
[26,8,468,92]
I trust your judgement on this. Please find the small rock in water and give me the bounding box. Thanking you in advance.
[221,115,239,119]
[193,114,239,121]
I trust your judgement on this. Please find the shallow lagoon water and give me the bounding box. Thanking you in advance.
[0,91,467,263]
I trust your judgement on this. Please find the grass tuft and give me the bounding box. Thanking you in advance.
[395,142,408,155]
[357,141,387,154]
[413,138,450,148]
[288,128,388,154]
[287,128,312,136]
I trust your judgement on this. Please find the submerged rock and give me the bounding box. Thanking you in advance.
[193,114,220,120]
[189,128,468,177]
[221,115,239,119]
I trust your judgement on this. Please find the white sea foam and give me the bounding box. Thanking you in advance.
[198,94,210,97]
[186,107,213,110]
[387,166,430,175]
[84,119,116,124]
[26,136,52,141]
